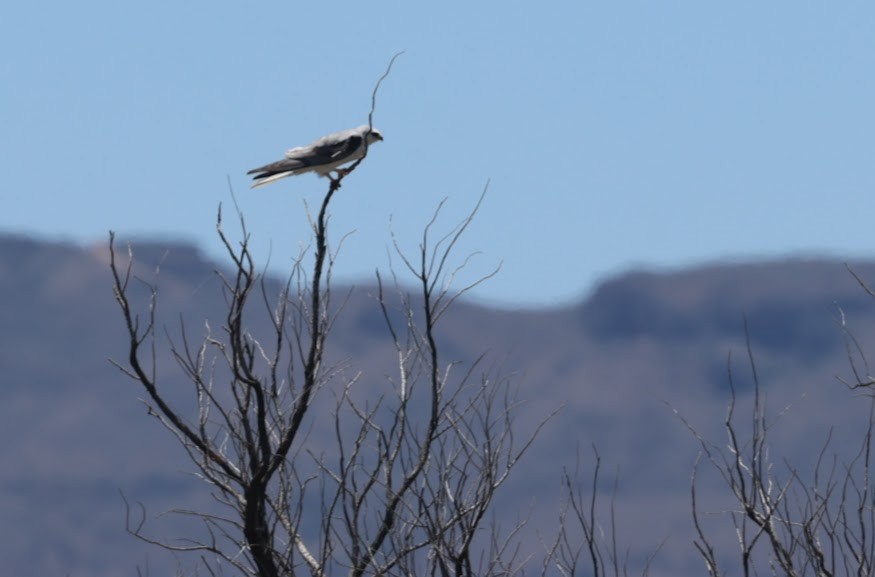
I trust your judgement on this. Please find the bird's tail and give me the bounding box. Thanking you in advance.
[249,171,293,189]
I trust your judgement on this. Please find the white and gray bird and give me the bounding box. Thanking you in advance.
[247,125,383,188]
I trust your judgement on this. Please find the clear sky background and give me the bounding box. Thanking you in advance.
[2,1,874,308]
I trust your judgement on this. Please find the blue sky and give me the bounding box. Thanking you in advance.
[2,1,874,307]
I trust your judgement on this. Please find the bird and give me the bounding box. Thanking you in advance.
[247,125,383,188]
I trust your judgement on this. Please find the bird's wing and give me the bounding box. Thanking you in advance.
[302,134,364,165]
[246,154,308,176]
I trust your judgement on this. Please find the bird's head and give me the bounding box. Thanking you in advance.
[367,128,384,144]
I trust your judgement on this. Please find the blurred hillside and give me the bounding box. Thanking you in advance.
[3,232,875,576]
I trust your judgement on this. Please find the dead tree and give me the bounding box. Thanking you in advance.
[108,151,552,577]
[675,318,875,577]
[540,445,660,577]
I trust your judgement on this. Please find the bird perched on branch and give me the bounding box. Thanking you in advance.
[248,125,383,188]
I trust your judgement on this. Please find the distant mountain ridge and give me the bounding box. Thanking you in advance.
[4,232,875,576]
[581,259,875,360]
